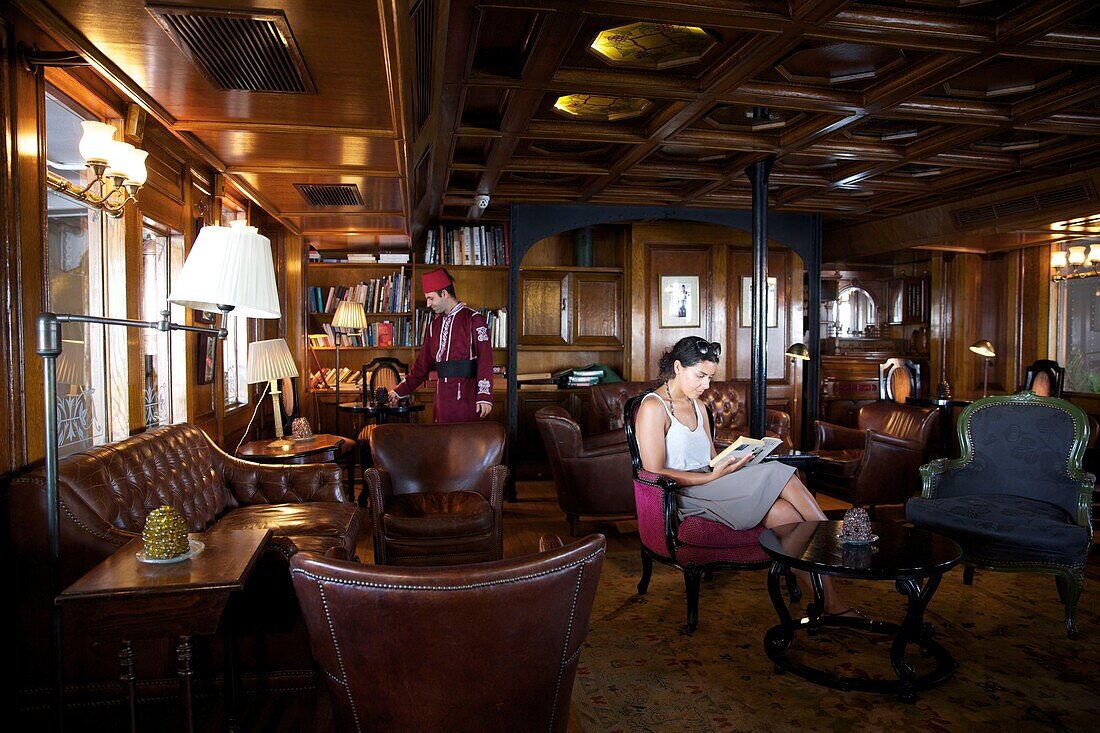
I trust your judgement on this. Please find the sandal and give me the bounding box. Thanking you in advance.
[820,607,870,622]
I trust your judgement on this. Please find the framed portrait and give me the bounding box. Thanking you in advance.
[193,309,216,324]
[197,334,217,385]
[660,275,700,328]
[740,276,779,328]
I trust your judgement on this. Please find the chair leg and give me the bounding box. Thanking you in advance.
[785,571,802,604]
[568,513,580,537]
[684,568,703,632]
[963,565,975,585]
[1055,569,1084,639]
[703,569,714,582]
[637,547,653,595]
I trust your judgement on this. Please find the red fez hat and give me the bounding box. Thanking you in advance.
[421,267,453,294]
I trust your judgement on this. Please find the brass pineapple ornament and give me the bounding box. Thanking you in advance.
[142,505,190,559]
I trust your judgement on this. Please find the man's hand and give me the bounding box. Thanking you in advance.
[388,389,402,404]
[476,402,492,418]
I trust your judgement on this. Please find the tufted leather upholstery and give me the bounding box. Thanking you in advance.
[589,380,792,448]
[365,421,507,565]
[535,406,635,535]
[813,400,938,508]
[291,534,605,733]
[10,423,361,708]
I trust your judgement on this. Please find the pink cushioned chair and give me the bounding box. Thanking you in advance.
[623,394,799,631]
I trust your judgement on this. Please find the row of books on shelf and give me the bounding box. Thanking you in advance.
[308,250,412,265]
[516,364,620,390]
[423,225,509,267]
[308,268,411,314]
[308,308,509,349]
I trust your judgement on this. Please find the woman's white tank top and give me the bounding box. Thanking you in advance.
[642,391,711,471]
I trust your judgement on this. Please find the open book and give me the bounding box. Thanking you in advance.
[709,435,783,468]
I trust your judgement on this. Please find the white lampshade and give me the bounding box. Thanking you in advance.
[246,339,299,384]
[56,339,86,385]
[1050,250,1068,269]
[124,148,149,187]
[1088,244,1100,264]
[332,300,367,330]
[104,140,136,180]
[78,120,115,165]
[169,220,282,318]
[1067,245,1087,266]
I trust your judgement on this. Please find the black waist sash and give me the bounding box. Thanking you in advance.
[436,359,477,379]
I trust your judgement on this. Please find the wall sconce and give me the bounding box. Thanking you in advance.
[46,120,148,218]
[969,339,996,398]
[1051,242,1100,281]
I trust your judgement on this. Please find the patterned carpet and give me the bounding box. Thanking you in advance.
[571,552,1099,733]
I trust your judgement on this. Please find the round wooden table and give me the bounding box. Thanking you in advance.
[236,433,356,500]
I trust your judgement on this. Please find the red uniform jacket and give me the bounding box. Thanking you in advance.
[393,302,493,423]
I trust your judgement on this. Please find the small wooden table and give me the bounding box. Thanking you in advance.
[57,528,271,733]
[237,433,356,500]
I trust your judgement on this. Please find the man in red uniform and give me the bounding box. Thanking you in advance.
[390,267,494,422]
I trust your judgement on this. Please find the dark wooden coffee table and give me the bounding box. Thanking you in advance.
[759,520,961,700]
[57,528,271,732]
[237,433,355,500]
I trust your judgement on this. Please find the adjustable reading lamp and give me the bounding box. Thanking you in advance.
[969,339,996,397]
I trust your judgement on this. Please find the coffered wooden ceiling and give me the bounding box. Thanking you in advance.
[22,0,1100,258]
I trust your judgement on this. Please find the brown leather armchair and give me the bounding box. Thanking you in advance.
[290,534,605,733]
[812,401,938,510]
[589,380,660,433]
[698,380,792,448]
[535,406,635,535]
[364,421,507,565]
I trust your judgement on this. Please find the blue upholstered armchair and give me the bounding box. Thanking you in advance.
[906,391,1094,638]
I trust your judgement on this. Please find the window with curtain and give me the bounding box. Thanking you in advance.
[141,218,187,426]
[220,202,251,408]
[45,90,116,454]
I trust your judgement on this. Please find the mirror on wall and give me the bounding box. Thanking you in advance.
[836,286,876,336]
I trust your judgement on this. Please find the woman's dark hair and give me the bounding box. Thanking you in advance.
[657,336,722,379]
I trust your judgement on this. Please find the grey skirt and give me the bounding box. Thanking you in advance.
[676,461,796,530]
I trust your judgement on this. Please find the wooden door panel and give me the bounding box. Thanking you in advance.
[519,271,569,346]
[572,273,622,347]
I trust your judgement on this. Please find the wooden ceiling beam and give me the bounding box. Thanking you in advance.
[172,120,395,137]
[1012,71,1100,124]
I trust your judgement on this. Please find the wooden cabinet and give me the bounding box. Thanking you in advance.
[518,269,623,348]
[887,276,929,325]
[518,270,569,346]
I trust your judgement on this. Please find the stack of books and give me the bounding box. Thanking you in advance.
[346,253,378,264]
[378,252,411,264]
[563,367,603,388]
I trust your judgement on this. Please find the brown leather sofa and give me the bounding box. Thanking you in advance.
[589,380,792,448]
[290,534,606,733]
[535,406,635,535]
[812,401,939,509]
[10,423,361,714]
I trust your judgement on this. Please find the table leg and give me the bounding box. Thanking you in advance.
[891,574,953,699]
[764,561,796,670]
[118,640,137,733]
[177,635,194,733]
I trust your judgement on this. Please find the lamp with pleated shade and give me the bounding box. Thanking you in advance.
[247,339,299,448]
[330,300,367,435]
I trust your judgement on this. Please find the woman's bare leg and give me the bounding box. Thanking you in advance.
[765,492,850,614]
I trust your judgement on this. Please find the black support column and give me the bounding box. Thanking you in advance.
[745,146,774,440]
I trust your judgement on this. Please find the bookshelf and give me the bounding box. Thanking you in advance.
[304,223,511,430]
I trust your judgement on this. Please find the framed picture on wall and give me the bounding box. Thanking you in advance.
[740,276,779,328]
[660,275,700,328]
[197,334,217,385]
[193,309,216,324]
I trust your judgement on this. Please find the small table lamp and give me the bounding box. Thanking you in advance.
[247,338,300,448]
[969,339,996,397]
[785,342,810,363]
[331,300,367,434]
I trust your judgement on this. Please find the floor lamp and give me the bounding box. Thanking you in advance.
[39,221,281,725]
[785,343,811,447]
[330,300,367,436]
[969,339,996,397]
[247,338,300,448]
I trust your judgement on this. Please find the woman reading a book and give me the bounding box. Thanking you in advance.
[636,336,855,617]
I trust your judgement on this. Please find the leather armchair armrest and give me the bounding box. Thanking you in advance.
[865,428,922,452]
[814,421,866,451]
[219,454,345,505]
[583,428,627,451]
[364,467,394,563]
[854,431,927,505]
[578,438,629,459]
[765,409,793,447]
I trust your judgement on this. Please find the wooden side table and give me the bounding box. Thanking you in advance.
[237,433,356,500]
[57,528,271,733]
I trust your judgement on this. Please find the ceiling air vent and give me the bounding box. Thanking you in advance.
[294,183,364,207]
[952,182,1096,229]
[148,5,316,94]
